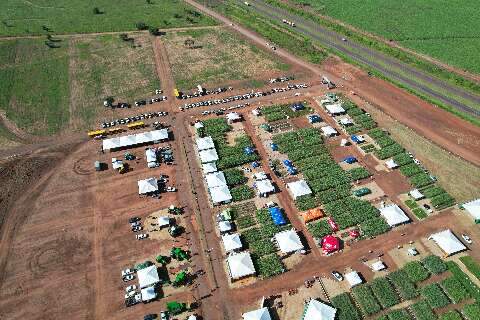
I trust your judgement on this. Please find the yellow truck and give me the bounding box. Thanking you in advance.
[127,121,145,130]
[88,129,106,138]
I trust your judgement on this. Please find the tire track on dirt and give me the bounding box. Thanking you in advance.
[152,36,176,100]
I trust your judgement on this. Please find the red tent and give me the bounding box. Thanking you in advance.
[322,235,340,254]
[327,217,338,232]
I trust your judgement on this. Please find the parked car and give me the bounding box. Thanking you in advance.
[125,290,137,299]
[462,234,472,244]
[166,186,177,192]
[131,221,141,228]
[144,314,157,320]
[160,311,169,320]
[121,268,134,277]
[123,274,135,282]
[129,217,140,224]
[136,234,149,240]
[331,271,343,281]
[422,204,433,214]
[132,226,143,232]
[125,285,137,293]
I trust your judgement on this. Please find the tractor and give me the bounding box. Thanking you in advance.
[168,225,181,237]
[166,301,186,315]
[155,255,170,265]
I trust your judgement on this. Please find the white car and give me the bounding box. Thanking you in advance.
[121,268,134,277]
[125,285,137,293]
[125,290,137,299]
[462,234,472,244]
[132,226,142,232]
[136,234,149,240]
[133,293,142,303]
[123,274,135,282]
[131,221,141,228]
[166,186,177,192]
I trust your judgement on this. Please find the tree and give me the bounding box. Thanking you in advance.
[93,7,103,15]
[135,22,148,30]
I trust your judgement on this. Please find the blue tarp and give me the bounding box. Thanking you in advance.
[251,161,260,168]
[287,167,297,175]
[270,143,279,151]
[351,135,361,143]
[344,156,357,164]
[268,207,286,225]
[244,146,255,155]
[283,159,293,167]
[290,103,305,111]
[308,115,321,123]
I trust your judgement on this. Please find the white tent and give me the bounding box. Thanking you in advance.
[227,252,256,279]
[102,129,168,150]
[194,121,204,129]
[141,286,157,302]
[137,265,160,288]
[380,204,410,227]
[371,261,386,271]
[321,126,338,137]
[218,220,233,233]
[187,316,198,320]
[196,136,215,151]
[428,229,466,256]
[339,117,353,126]
[210,185,232,204]
[158,216,170,227]
[345,271,363,287]
[253,171,268,181]
[325,104,345,115]
[409,189,425,200]
[145,148,157,165]
[226,112,242,123]
[242,307,271,320]
[222,233,243,252]
[275,230,304,254]
[202,162,218,174]
[111,158,123,170]
[205,171,227,188]
[256,179,275,195]
[303,299,336,320]
[463,199,480,223]
[287,180,312,199]
[199,149,219,163]
[385,159,398,169]
[138,178,158,194]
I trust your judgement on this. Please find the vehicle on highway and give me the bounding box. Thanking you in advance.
[462,234,472,244]
[331,271,343,281]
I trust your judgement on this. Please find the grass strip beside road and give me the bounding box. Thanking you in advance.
[460,256,480,281]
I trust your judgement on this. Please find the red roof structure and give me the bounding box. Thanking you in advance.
[322,235,340,254]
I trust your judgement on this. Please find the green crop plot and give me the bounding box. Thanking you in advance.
[0,0,216,36]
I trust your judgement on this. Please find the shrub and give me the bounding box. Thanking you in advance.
[459,256,480,280]
[440,277,470,303]
[351,284,382,315]
[368,128,387,139]
[242,227,262,243]
[439,310,462,320]
[404,199,418,209]
[224,168,247,186]
[412,207,427,219]
[400,163,424,177]
[360,217,390,238]
[421,283,450,308]
[347,167,371,181]
[231,185,255,202]
[388,270,418,300]
[410,300,437,320]
[370,277,400,308]
[463,303,480,320]
[331,293,362,320]
[374,143,404,159]
[307,220,331,238]
[422,255,447,274]
[256,254,284,278]
[403,261,430,282]
[375,136,396,148]
[236,215,256,230]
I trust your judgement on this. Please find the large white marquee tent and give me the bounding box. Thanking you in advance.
[428,229,466,256]
[380,204,410,227]
[302,299,336,320]
[227,252,255,279]
[102,129,168,150]
[137,265,160,288]
[287,180,312,199]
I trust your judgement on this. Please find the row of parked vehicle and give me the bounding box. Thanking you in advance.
[201,103,250,116]
[179,83,308,111]
[135,96,167,107]
[179,86,227,100]
[269,76,293,83]
[101,111,168,128]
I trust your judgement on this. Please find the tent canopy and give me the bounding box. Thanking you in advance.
[137,265,160,288]
[199,148,219,163]
[226,112,242,122]
[194,121,204,129]
[371,261,386,271]
[380,204,410,227]
[464,199,480,222]
[428,229,466,256]
[325,104,345,114]
[321,126,338,136]
[196,136,215,150]
[227,252,256,279]
[218,220,232,232]
[322,235,339,253]
[253,172,268,181]
[269,207,286,225]
[138,178,159,194]
[103,129,168,150]
[345,271,363,287]
[205,171,227,188]
[145,148,157,164]
[385,159,399,169]
[302,208,324,223]
[257,179,275,195]
[287,180,312,199]
[202,162,218,174]
[275,229,304,253]
[303,299,336,320]
[222,233,243,252]
[210,185,232,204]
[158,216,170,227]
[409,189,424,200]
[141,286,157,301]
[242,307,271,320]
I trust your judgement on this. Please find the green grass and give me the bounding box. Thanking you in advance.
[163,28,290,90]
[459,256,480,281]
[0,0,216,36]
[412,207,428,219]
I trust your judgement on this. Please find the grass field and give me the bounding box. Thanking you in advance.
[290,0,480,74]
[0,0,216,36]
[0,33,159,135]
[163,28,291,91]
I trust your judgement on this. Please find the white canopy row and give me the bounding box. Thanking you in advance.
[102,129,168,150]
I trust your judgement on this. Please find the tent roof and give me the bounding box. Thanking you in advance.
[464,199,480,220]
[145,148,157,163]
[345,271,363,287]
[137,265,160,288]
[321,126,338,136]
[256,179,275,194]
[226,112,242,121]
[199,149,219,163]
[141,286,157,301]
[202,162,218,174]
[138,178,159,194]
[253,171,268,181]
[196,136,215,151]
[302,208,324,223]
[380,204,410,226]
[242,307,271,320]
[222,233,243,252]
[102,129,168,150]
[371,261,386,271]
[322,235,339,253]
[227,252,256,279]
[410,189,424,200]
[287,180,312,199]
[385,159,398,169]
[275,229,304,253]
[429,229,466,255]
[158,216,170,227]
[339,117,353,125]
[210,185,232,204]
[269,207,286,226]
[303,299,336,320]
[194,121,204,129]
[205,171,227,188]
[218,220,232,232]
[325,104,345,114]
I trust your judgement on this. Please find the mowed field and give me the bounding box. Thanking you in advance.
[163,28,291,91]
[290,0,480,74]
[0,0,216,36]
[0,33,159,135]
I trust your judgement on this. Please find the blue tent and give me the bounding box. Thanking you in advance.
[251,161,260,168]
[268,207,286,225]
[308,115,321,123]
[244,146,255,155]
[283,159,293,167]
[351,135,364,144]
[290,103,305,112]
[287,167,297,175]
[344,156,357,164]
[270,143,279,151]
